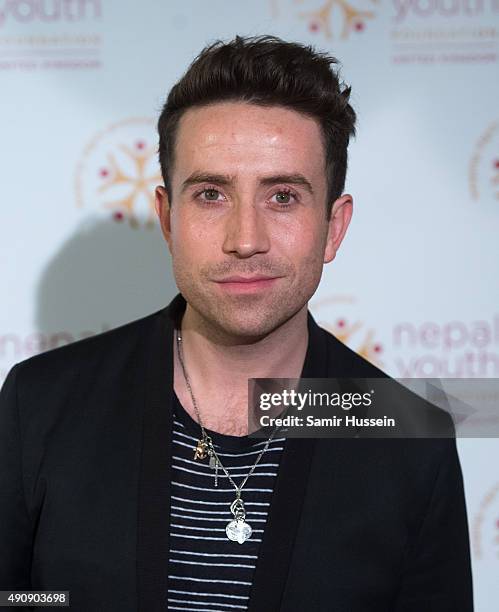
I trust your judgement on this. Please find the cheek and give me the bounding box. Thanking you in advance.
[170,209,208,258]
[269,217,327,262]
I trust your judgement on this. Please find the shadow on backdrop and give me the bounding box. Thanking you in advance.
[35,216,177,337]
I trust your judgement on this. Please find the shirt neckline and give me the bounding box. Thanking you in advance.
[172,391,271,451]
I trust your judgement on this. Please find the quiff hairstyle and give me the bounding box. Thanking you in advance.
[157,34,356,219]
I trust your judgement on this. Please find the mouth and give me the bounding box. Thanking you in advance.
[214,275,282,294]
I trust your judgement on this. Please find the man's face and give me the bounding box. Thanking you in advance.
[156,101,352,340]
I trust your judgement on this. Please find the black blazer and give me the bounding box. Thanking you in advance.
[0,294,473,611]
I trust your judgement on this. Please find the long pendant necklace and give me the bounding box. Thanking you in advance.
[175,329,278,544]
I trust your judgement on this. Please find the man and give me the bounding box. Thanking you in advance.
[0,35,473,611]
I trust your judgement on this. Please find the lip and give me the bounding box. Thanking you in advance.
[214,275,281,294]
[217,275,277,283]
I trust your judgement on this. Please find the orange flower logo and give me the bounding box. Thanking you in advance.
[472,482,499,561]
[75,118,162,228]
[270,0,379,39]
[469,121,499,204]
[311,294,384,366]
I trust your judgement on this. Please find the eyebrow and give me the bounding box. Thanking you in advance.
[180,172,314,195]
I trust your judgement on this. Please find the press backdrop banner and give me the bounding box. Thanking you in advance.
[1,0,498,608]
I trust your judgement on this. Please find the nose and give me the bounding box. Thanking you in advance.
[222,202,270,258]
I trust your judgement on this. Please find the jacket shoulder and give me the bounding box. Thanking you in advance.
[317,321,455,436]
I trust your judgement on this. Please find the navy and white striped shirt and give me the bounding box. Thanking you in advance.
[167,393,286,611]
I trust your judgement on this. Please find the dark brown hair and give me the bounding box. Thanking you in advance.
[157,34,356,219]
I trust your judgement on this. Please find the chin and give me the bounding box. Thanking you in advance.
[180,277,314,340]
[209,301,303,342]
[217,318,275,341]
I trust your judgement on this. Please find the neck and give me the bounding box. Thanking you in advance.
[173,303,309,436]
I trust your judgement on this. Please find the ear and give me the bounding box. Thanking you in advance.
[324,193,353,264]
[155,185,172,252]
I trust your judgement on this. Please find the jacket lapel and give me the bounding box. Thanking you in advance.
[247,312,329,611]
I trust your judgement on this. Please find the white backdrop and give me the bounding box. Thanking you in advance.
[1,0,498,608]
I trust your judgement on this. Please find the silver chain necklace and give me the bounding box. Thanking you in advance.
[175,329,278,544]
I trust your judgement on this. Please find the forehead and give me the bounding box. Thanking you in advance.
[173,102,326,183]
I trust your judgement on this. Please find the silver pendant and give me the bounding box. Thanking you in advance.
[226,518,252,544]
[226,497,252,543]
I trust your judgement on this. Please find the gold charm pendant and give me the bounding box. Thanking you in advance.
[193,439,208,460]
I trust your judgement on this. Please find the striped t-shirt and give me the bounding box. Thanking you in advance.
[167,392,286,611]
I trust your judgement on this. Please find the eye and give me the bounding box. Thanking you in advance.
[270,189,298,208]
[201,187,220,202]
[194,187,225,204]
